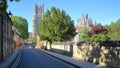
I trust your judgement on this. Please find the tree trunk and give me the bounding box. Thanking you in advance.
[63,42,67,55]
[50,42,52,50]
[45,41,48,50]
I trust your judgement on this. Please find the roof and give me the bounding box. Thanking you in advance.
[0,11,13,25]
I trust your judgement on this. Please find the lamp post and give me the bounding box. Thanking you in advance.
[8,11,12,18]
[8,11,13,55]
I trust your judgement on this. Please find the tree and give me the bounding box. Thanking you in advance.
[80,28,90,42]
[91,34,99,42]
[38,7,76,49]
[11,16,29,40]
[89,24,107,36]
[105,19,120,40]
[0,0,20,11]
[89,24,108,42]
[91,34,107,42]
[32,37,37,44]
[79,24,108,42]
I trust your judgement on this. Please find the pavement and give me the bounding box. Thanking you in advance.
[0,46,23,68]
[38,49,108,68]
[0,49,19,68]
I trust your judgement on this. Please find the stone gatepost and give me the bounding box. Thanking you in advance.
[73,43,83,60]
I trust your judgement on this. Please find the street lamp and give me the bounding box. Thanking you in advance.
[8,11,12,18]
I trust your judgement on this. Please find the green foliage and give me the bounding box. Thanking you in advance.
[80,28,90,42]
[91,34,107,42]
[99,34,107,41]
[80,28,108,42]
[0,0,20,11]
[105,19,120,40]
[11,16,29,40]
[91,34,99,42]
[32,37,37,44]
[38,6,76,44]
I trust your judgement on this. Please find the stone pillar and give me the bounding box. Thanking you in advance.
[73,44,83,59]
[35,36,44,48]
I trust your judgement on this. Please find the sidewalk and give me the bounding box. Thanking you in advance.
[0,46,23,68]
[39,49,108,68]
[0,49,18,68]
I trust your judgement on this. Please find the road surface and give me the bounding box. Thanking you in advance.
[16,46,76,68]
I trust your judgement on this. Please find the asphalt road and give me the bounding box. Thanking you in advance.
[16,46,74,68]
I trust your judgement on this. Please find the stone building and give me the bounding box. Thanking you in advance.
[12,26,23,48]
[27,32,33,44]
[77,13,93,27]
[32,3,44,48]
[74,13,93,43]
[25,4,44,45]
[0,11,14,62]
[32,3,44,37]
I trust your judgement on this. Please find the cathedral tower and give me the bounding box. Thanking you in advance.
[32,3,44,37]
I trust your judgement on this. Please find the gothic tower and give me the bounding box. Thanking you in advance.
[32,3,44,37]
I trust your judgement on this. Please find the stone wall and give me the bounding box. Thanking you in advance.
[49,42,120,68]
[36,36,44,48]
[75,42,120,68]
[0,11,14,62]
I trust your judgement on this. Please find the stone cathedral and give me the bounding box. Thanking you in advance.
[32,3,45,48]
[32,3,44,37]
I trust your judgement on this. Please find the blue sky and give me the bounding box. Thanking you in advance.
[7,0,120,32]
